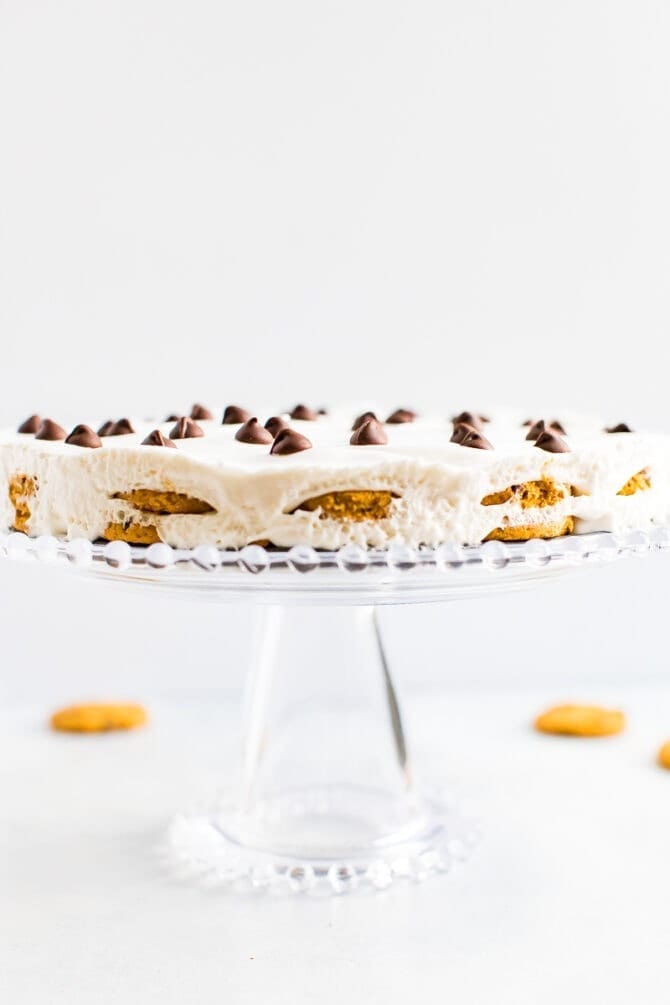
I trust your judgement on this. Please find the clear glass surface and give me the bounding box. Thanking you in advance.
[2,528,667,893]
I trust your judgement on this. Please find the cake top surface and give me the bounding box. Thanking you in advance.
[0,405,656,474]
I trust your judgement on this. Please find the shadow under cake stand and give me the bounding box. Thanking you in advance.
[3,528,666,894]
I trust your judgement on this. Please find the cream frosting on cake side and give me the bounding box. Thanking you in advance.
[1,408,668,548]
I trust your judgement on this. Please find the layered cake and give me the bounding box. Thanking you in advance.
[1,404,667,549]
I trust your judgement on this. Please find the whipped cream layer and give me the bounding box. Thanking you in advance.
[1,408,668,548]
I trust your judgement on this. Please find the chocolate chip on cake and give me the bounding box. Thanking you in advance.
[169,417,205,439]
[235,417,274,444]
[289,404,319,421]
[65,424,103,448]
[97,420,115,436]
[386,408,416,424]
[459,429,493,450]
[222,405,251,425]
[450,422,476,444]
[526,418,566,439]
[350,418,388,445]
[17,415,42,434]
[525,419,547,441]
[452,411,486,430]
[190,403,214,421]
[606,423,633,433]
[535,430,569,453]
[35,419,67,441]
[142,429,177,448]
[352,411,378,431]
[109,418,135,436]
[264,416,288,437]
[270,428,313,455]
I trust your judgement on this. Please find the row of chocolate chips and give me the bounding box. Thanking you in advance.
[135,415,312,455]
[449,411,571,453]
[144,411,635,454]
[183,403,327,424]
[16,416,103,446]
[17,408,635,458]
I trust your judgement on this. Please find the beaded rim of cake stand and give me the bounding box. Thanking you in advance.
[1,526,668,577]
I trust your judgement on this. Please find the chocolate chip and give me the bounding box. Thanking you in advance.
[317,407,328,415]
[165,413,181,423]
[289,404,319,421]
[386,408,416,424]
[35,419,67,441]
[450,422,476,444]
[222,405,251,424]
[169,417,205,439]
[264,416,288,437]
[452,411,485,430]
[65,424,103,448]
[350,418,388,445]
[606,423,633,433]
[109,418,135,436]
[190,403,214,421]
[352,410,377,430]
[97,420,115,436]
[525,419,546,441]
[235,417,274,444]
[527,419,566,440]
[521,418,533,426]
[458,429,493,450]
[142,429,177,448]
[270,428,313,455]
[535,430,569,453]
[17,415,42,434]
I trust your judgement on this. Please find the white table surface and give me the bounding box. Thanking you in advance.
[3,682,670,1005]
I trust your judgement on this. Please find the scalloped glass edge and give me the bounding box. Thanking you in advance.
[0,526,668,575]
[159,799,482,895]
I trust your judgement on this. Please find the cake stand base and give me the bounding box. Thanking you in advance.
[163,604,479,893]
[166,791,477,893]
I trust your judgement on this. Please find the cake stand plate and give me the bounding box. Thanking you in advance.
[2,528,667,894]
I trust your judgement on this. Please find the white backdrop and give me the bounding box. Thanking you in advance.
[1,0,670,697]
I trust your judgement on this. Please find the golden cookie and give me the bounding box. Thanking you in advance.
[113,489,214,514]
[657,741,670,770]
[295,490,399,522]
[484,517,574,542]
[534,704,625,737]
[50,703,148,733]
[9,472,37,532]
[103,522,162,545]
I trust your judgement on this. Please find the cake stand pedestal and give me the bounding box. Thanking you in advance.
[2,529,666,894]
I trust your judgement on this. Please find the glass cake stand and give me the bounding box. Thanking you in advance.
[2,527,667,894]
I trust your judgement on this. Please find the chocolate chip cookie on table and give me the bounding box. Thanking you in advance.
[2,405,668,549]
